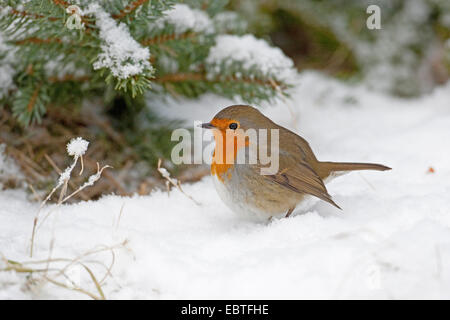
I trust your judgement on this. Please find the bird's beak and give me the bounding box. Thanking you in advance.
[199,122,216,129]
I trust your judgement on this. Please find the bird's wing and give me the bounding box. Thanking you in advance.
[263,153,341,209]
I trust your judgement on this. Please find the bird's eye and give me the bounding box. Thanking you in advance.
[229,122,238,130]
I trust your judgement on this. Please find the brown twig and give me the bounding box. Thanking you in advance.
[155,72,205,82]
[10,9,59,21]
[154,72,287,90]
[141,32,197,46]
[10,4,93,33]
[0,142,46,181]
[157,159,201,206]
[44,153,90,201]
[27,182,42,202]
[44,276,104,300]
[84,158,128,196]
[52,0,69,7]
[27,85,41,113]
[112,0,149,19]
[15,37,62,45]
[47,75,91,83]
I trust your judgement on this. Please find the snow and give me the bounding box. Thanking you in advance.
[2,72,450,299]
[212,11,247,33]
[57,138,88,187]
[155,4,213,35]
[206,34,296,82]
[0,144,24,189]
[0,32,16,98]
[157,167,170,179]
[87,4,152,79]
[66,137,89,157]
[0,64,14,99]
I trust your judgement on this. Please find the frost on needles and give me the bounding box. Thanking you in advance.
[0,0,297,126]
[87,3,153,80]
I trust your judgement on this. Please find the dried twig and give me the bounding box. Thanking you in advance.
[44,153,90,200]
[157,159,201,206]
[112,0,149,19]
[1,241,127,300]
[141,31,197,46]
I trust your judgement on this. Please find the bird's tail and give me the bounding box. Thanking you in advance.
[317,161,391,179]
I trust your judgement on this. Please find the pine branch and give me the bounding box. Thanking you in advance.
[14,37,63,45]
[155,73,204,82]
[12,83,50,126]
[8,0,68,20]
[154,72,287,90]
[9,1,95,33]
[9,8,59,21]
[2,0,294,126]
[141,31,197,46]
[52,0,69,7]
[27,85,41,113]
[112,0,150,19]
[48,75,91,83]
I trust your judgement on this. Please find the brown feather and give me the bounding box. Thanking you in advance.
[316,161,391,180]
[264,153,342,210]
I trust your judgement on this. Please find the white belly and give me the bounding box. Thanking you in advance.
[212,173,269,219]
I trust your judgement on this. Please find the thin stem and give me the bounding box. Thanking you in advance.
[112,0,150,19]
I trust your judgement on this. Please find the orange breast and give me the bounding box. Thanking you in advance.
[210,127,249,182]
[211,154,233,182]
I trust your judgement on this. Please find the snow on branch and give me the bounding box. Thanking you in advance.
[112,0,149,19]
[87,4,153,79]
[67,137,89,157]
[155,4,213,35]
[205,34,297,83]
[0,32,17,99]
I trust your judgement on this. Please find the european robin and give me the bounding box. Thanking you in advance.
[201,105,391,218]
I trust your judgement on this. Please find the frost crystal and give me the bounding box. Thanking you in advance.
[156,4,212,34]
[88,4,152,79]
[158,167,170,178]
[67,137,89,157]
[206,34,296,81]
[58,167,73,185]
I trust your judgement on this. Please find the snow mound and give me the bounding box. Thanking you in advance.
[1,72,450,299]
[155,4,213,34]
[206,34,296,82]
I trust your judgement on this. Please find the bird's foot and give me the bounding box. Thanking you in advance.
[285,207,295,218]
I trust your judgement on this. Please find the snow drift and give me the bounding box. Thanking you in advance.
[1,72,450,299]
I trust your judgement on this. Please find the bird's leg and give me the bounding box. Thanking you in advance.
[285,207,295,218]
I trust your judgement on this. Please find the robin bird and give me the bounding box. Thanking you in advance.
[200,105,391,218]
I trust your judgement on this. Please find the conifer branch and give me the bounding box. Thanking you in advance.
[112,0,150,19]
[154,72,287,90]
[48,75,91,83]
[15,38,63,45]
[27,85,41,113]
[141,32,197,46]
[52,0,69,7]
[10,8,59,21]
[3,1,295,126]
[10,2,93,32]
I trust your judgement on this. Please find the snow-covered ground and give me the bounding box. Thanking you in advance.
[1,72,450,299]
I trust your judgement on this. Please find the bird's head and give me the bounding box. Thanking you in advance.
[200,105,273,133]
[200,105,276,170]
